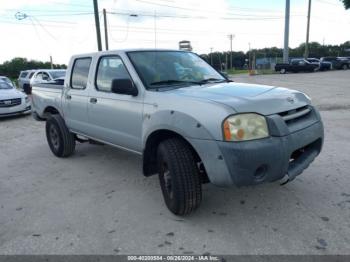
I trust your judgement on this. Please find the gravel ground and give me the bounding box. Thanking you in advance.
[0,70,350,255]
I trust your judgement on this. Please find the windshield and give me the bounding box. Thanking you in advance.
[0,81,13,89]
[127,51,225,89]
[0,77,13,86]
[50,70,66,79]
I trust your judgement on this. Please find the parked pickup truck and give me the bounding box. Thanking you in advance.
[275,59,319,74]
[32,49,324,215]
[320,57,350,70]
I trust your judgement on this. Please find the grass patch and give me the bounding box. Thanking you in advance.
[226,69,249,75]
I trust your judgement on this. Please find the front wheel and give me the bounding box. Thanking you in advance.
[342,64,348,70]
[157,138,202,215]
[46,115,76,157]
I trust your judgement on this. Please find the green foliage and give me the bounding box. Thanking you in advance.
[341,0,350,9]
[0,57,67,79]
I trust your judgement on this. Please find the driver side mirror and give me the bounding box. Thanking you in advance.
[111,78,138,96]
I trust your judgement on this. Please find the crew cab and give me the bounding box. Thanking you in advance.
[32,49,324,215]
[275,59,319,74]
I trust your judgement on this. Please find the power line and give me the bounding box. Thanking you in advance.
[135,0,290,16]
[107,10,292,21]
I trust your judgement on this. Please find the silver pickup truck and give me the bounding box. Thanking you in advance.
[32,49,324,215]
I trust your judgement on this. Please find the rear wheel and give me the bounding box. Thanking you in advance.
[157,138,202,215]
[46,115,75,157]
[280,68,286,74]
[342,64,348,70]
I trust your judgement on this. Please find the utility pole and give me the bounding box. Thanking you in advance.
[228,34,234,70]
[50,55,53,69]
[248,42,251,71]
[93,0,102,51]
[283,0,290,63]
[304,0,312,58]
[210,47,213,66]
[103,8,109,50]
[154,11,157,48]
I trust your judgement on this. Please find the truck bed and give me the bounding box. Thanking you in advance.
[32,83,63,119]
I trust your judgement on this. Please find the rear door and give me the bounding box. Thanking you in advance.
[87,55,143,152]
[62,57,92,133]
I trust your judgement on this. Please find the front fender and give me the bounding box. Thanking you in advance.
[142,109,214,148]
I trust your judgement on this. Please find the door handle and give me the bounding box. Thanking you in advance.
[90,98,98,104]
[66,94,72,100]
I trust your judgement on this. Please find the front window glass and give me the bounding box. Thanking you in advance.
[35,73,42,80]
[127,51,225,89]
[96,56,131,92]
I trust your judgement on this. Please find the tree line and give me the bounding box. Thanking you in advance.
[0,57,67,79]
[341,0,350,9]
[201,41,350,70]
[1,41,349,77]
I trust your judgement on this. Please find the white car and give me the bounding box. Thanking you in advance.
[0,76,15,88]
[0,80,31,117]
[29,69,66,87]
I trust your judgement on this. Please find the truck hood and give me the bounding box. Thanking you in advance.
[169,82,310,115]
[0,88,25,100]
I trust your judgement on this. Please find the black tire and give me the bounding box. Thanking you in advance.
[342,64,348,70]
[46,114,75,157]
[157,138,202,215]
[23,84,31,95]
[280,68,286,74]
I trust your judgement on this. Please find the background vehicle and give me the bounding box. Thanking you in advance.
[18,70,36,93]
[0,76,16,88]
[275,59,318,74]
[0,81,31,117]
[320,57,350,70]
[32,49,324,215]
[306,58,331,71]
[29,69,66,94]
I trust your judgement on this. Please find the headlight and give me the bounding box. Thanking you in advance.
[303,92,312,101]
[223,113,269,141]
[25,96,30,103]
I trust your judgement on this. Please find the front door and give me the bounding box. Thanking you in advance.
[87,55,143,153]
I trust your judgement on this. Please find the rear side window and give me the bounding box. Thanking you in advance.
[20,72,28,78]
[71,57,92,89]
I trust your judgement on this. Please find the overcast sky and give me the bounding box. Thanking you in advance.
[1,0,349,64]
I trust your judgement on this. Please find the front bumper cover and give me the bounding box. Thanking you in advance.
[189,120,324,187]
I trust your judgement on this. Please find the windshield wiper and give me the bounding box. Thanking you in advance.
[150,80,202,86]
[199,78,231,84]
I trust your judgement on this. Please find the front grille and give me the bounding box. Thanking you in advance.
[278,105,312,124]
[0,98,22,108]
